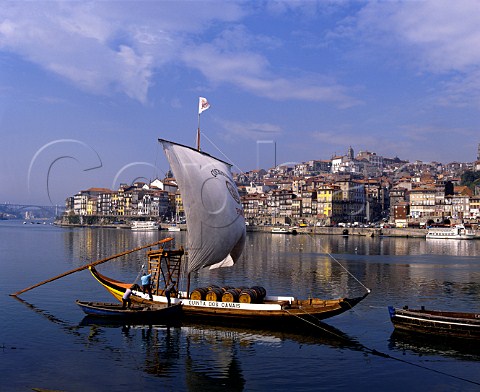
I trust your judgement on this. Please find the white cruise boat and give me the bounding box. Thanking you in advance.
[271,227,289,234]
[271,227,298,235]
[426,224,475,240]
[130,221,159,231]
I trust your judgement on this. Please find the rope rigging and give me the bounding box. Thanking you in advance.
[305,231,371,294]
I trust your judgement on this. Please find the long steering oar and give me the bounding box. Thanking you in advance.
[10,237,173,297]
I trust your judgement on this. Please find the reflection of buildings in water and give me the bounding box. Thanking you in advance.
[62,228,169,273]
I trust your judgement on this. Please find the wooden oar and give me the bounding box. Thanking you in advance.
[10,237,173,297]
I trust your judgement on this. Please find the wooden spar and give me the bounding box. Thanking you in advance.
[10,237,174,297]
[186,272,191,299]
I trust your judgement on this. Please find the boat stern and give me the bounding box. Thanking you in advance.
[388,306,396,319]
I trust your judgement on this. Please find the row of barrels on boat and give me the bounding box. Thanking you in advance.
[190,285,267,304]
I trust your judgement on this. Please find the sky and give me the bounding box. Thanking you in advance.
[1,1,480,206]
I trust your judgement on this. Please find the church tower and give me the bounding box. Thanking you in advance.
[347,146,354,160]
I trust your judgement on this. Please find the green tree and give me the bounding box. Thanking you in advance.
[460,170,480,190]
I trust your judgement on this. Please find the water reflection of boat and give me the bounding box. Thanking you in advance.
[90,138,369,328]
[79,317,362,351]
[180,319,363,350]
[78,318,362,389]
[389,330,480,361]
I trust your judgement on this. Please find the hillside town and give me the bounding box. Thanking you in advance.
[59,145,480,229]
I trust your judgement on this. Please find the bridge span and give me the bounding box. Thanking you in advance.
[0,203,65,219]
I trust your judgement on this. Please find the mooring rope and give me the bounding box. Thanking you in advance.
[282,304,480,387]
[282,306,348,341]
[305,231,371,294]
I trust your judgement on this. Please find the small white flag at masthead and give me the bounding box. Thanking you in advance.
[198,97,210,114]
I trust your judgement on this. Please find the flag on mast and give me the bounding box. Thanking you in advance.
[198,97,210,114]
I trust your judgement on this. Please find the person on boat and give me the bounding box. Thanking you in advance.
[122,285,135,309]
[141,272,153,300]
[165,281,176,307]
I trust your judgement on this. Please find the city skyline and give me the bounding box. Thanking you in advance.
[1,1,479,205]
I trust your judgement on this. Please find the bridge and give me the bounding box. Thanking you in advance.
[0,203,65,220]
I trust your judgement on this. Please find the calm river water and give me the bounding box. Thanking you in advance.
[1,220,480,391]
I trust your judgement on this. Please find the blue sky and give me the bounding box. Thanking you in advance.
[1,1,479,205]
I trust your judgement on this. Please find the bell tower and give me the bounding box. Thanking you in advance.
[347,146,354,160]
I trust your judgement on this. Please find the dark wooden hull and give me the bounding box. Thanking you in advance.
[388,306,480,340]
[89,266,369,329]
[179,295,367,328]
[76,300,181,320]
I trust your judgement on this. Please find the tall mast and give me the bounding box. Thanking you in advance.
[197,114,201,151]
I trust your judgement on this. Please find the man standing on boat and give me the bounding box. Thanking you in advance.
[122,285,134,309]
[141,272,153,300]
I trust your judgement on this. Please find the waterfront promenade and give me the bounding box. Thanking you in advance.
[248,225,428,238]
[54,220,427,237]
[53,219,480,238]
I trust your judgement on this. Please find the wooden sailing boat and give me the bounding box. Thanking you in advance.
[89,135,370,328]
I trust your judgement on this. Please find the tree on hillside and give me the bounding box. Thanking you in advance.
[460,170,480,190]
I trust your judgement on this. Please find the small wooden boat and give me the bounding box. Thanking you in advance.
[388,306,480,340]
[76,300,181,320]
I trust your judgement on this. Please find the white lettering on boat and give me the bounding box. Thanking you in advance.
[185,299,240,309]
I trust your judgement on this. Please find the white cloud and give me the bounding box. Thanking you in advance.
[342,0,480,106]
[181,41,359,107]
[0,2,245,103]
[216,118,283,141]
[0,2,359,107]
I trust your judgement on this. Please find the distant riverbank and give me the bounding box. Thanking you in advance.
[53,220,188,231]
[54,220,425,237]
[51,220,480,239]
[247,225,428,238]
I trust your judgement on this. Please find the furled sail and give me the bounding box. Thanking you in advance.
[159,139,246,273]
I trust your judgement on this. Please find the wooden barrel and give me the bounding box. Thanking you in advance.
[206,287,224,302]
[239,288,258,304]
[190,287,208,300]
[250,286,266,302]
[222,288,241,302]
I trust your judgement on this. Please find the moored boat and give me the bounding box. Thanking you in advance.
[271,227,297,235]
[130,220,160,231]
[426,224,475,240]
[388,306,480,340]
[76,300,181,320]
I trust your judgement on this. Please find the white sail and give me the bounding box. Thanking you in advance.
[159,139,246,273]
